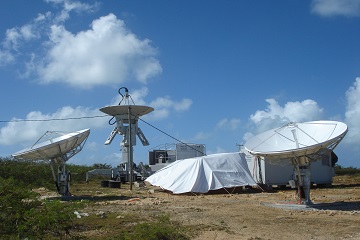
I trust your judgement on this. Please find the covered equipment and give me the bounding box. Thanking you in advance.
[146,152,257,194]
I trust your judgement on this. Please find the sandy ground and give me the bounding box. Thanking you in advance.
[138,184,359,240]
[40,176,360,240]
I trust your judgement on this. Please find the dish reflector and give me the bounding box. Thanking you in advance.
[244,121,347,159]
[12,129,90,161]
[100,105,154,117]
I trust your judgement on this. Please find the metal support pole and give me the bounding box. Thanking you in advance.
[128,106,133,190]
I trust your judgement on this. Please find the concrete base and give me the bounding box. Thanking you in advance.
[262,201,359,211]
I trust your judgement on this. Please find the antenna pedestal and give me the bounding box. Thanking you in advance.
[293,159,312,204]
[51,157,72,196]
[100,102,154,189]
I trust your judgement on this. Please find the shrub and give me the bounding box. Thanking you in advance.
[0,177,83,239]
[0,177,40,236]
[19,200,82,239]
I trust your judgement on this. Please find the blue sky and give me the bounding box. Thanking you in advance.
[1,0,360,168]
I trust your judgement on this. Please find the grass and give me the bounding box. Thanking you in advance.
[72,212,192,240]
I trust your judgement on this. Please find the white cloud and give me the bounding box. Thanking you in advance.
[0,1,160,89]
[0,50,15,65]
[0,106,105,146]
[148,95,192,120]
[247,98,324,135]
[216,118,241,130]
[1,24,39,56]
[45,0,99,22]
[193,131,211,141]
[0,11,50,65]
[36,13,161,89]
[311,0,360,17]
[344,77,360,147]
[174,99,193,112]
[109,87,193,120]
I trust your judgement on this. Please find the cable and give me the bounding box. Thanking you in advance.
[2,111,206,157]
[0,115,108,123]
[136,114,207,156]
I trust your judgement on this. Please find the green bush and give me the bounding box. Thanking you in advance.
[0,177,40,236]
[19,200,82,239]
[0,158,94,190]
[0,177,83,239]
[0,158,53,188]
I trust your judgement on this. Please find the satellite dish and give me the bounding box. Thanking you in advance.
[244,121,348,159]
[12,129,90,196]
[244,121,348,205]
[12,128,90,161]
[100,105,154,118]
[100,87,154,190]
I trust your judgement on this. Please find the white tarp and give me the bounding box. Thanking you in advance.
[145,152,257,194]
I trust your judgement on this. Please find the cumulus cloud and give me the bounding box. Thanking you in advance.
[0,12,50,65]
[0,1,161,88]
[247,98,324,136]
[311,0,360,17]
[45,0,99,22]
[147,97,192,120]
[0,106,105,146]
[36,13,162,88]
[344,77,360,146]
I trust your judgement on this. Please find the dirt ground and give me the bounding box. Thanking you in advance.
[42,175,360,240]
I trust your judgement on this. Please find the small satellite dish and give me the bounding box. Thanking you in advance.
[244,120,348,205]
[244,121,348,159]
[12,129,90,196]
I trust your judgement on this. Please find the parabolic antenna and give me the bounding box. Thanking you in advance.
[244,121,348,159]
[100,105,154,118]
[12,129,90,196]
[12,129,90,161]
[244,121,348,205]
[100,87,154,190]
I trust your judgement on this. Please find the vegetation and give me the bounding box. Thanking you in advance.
[0,157,193,239]
[0,158,100,190]
[335,164,360,176]
[1,156,358,239]
[0,177,83,239]
[120,214,189,240]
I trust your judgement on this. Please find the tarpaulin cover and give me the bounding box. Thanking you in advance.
[145,152,257,194]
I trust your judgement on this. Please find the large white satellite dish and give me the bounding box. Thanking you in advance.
[244,121,348,205]
[245,121,348,159]
[12,129,90,196]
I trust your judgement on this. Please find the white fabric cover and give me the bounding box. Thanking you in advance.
[146,152,257,194]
